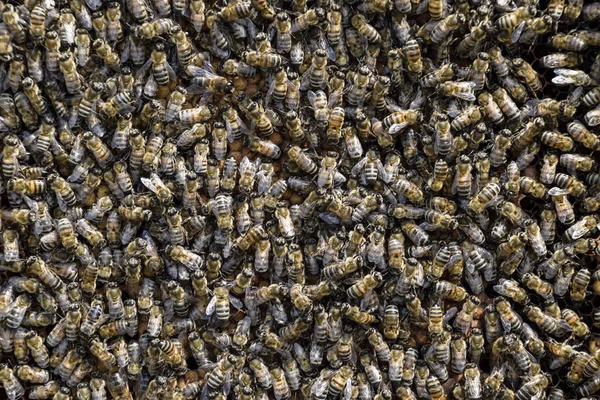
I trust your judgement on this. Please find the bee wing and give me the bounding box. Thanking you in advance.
[186,65,216,78]
[547,187,570,196]
[239,156,252,173]
[409,89,426,110]
[316,37,336,62]
[265,108,281,127]
[307,90,319,107]
[140,176,159,194]
[389,123,409,135]
[442,306,457,323]
[22,194,39,213]
[135,58,153,81]
[445,253,463,269]
[334,171,347,185]
[311,377,327,395]
[350,157,368,176]
[453,82,477,101]
[360,290,375,311]
[301,66,315,91]
[493,283,513,298]
[552,76,576,85]
[144,74,159,98]
[377,160,392,183]
[223,372,232,396]
[554,68,579,78]
[318,212,341,225]
[343,376,354,400]
[63,20,77,45]
[327,88,342,109]
[229,295,243,310]
[55,193,68,213]
[264,75,277,107]
[510,20,527,43]
[256,170,272,194]
[415,0,429,14]
[205,296,217,316]
[568,86,584,103]
[498,313,514,333]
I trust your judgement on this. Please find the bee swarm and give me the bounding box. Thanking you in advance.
[2,0,600,399]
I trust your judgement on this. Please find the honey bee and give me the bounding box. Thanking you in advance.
[551,33,587,52]
[0,365,24,400]
[243,51,285,69]
[351,13,381,44]
[492,87,520,120]
[206,285,243,324]
[291,7,324,33]
[168,245,203,272]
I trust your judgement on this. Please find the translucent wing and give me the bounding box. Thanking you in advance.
[229,295,243,310]
[307,90,318,107]
[377,160,392,183]
[389,123,409,135]
[186,65,217,78]
[63,20,76,44]
[256,170,273,194]
[510,21,527,43]
[301,66,315,91]
[442,306,457,323]
[552,76,576,85]
[264,74,276,107]
[140,176,159,194]
[56,193,68,213]
[415,0,429,14]
[452,82,476,101]
[351,157,368,176]
[144,74,158,98]
[135,58,153,81]
[410,89,426,110]
[205,296,217,316]
[21,195,38,213]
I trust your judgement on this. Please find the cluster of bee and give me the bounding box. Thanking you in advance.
[2,0,600,397]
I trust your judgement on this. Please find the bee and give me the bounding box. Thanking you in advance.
[0,365,24,400]
[247,136,281,159]
[168,245,203,272]
[492,87,520,120]
[513,58,542,94]
[547,187,575,225]
[140,172,173,205]
[430,13,465,44]
[564,215,597,242]
[346,272,382,299]
[571,267,591,302]
[551,33,587,52]
[56,346,86,381]
[562,308,590,338]
[495,297,523,333]
[456,23,491,58]
[89,337,116,369]
[91,39,122,72]
[450,296,480,336]
[206,285,242,324]
[21,78,47,117]
[426,375,445,400]
[351,13,381,44]
[291,7,324,33]
[452,155,473,198]
[243,50,285,69]
[488,130,512,167]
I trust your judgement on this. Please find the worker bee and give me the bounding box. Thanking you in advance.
[243,51,285,69]
[206,285,243,324]
[290,7,324,33]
